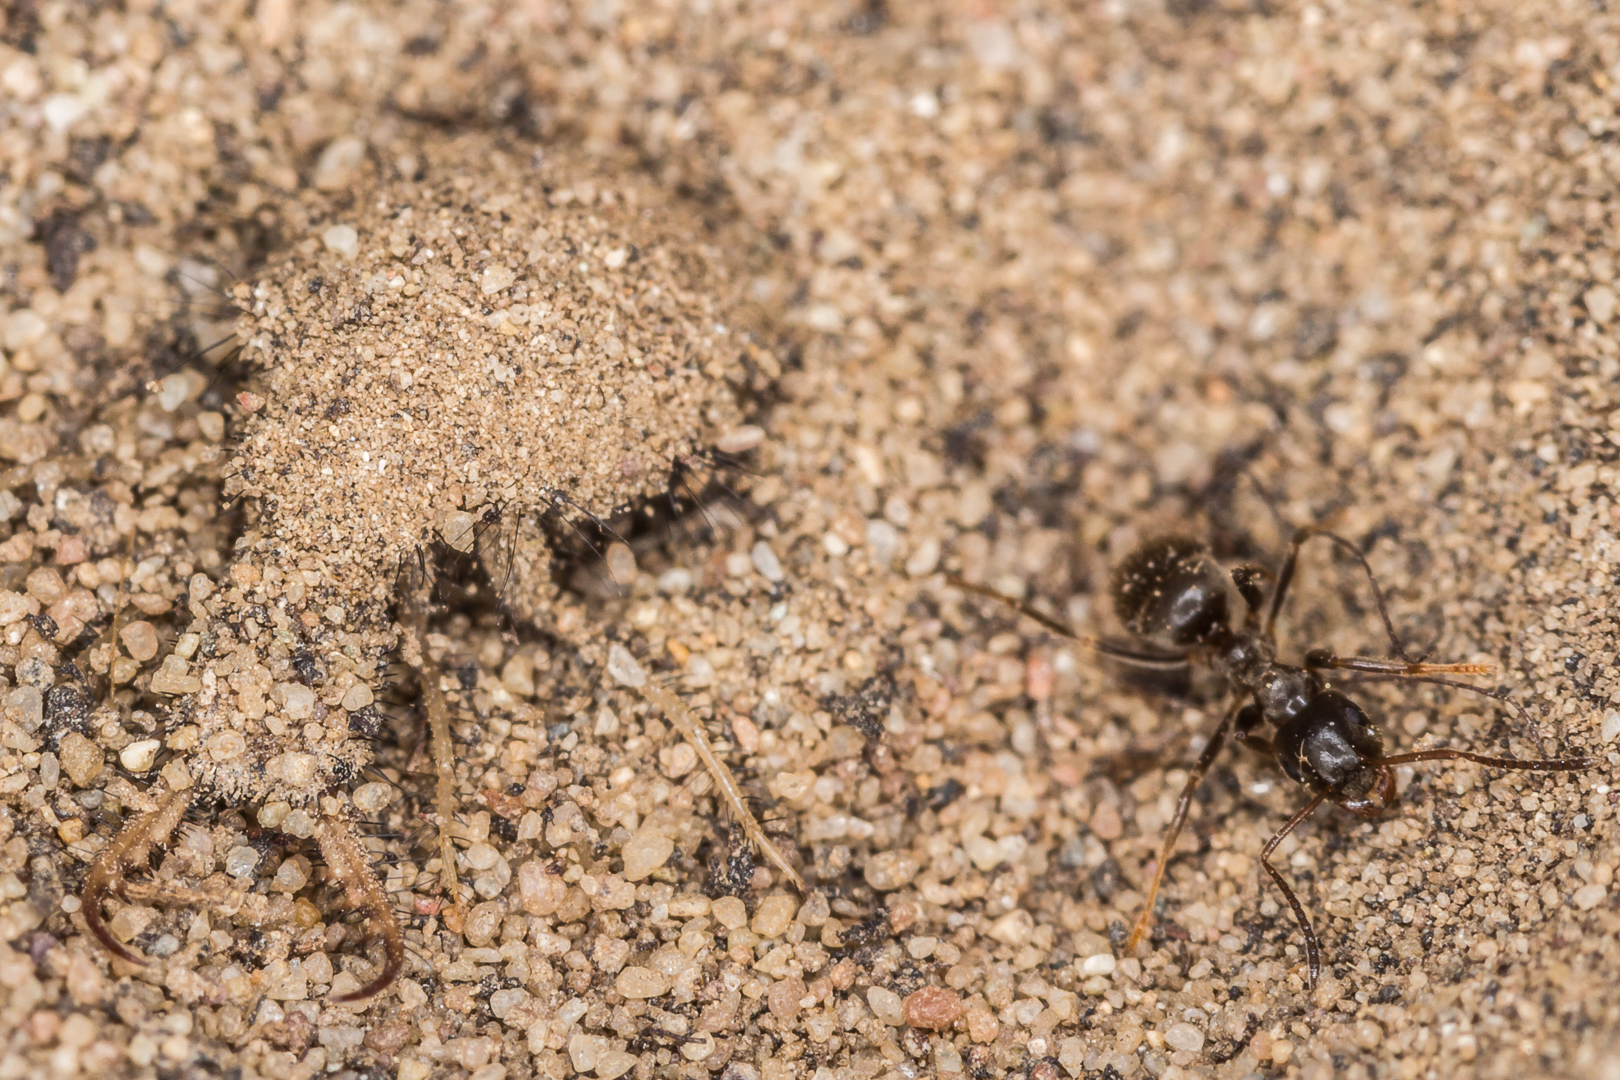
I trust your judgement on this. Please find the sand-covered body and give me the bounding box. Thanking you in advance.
[81,131,746,996]
[190,132,743,805]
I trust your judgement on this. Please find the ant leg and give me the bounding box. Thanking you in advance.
[946,577,1194,671]
[1231,566,1272,628]
[1259,790,1329,990]
[82,787,192,965]
[1125,698,1242,953]
[1304,651,1493,677]
[1264,527,1407,660]
[1309,652,1548,755]
[1231,704,1274,758]
[314,810,405,1002]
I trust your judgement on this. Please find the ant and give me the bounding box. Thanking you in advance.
[952,528,1593,988]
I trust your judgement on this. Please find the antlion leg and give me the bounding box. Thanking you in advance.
[399,587,465,934]
[82,786,192,965]
[314,809,404,1002]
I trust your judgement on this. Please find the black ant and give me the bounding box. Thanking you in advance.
[952,528,1593,988]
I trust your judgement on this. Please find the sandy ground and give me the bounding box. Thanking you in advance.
[2,1,1620,1078]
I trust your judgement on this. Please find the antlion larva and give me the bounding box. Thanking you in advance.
[82,128,752,1000]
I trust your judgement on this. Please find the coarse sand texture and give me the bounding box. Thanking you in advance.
[2,1,1620,1079]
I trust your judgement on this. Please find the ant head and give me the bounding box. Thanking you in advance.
[1274,689,1393,815]
[1110,536,1232,648]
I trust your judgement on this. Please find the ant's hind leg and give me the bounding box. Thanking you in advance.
[82,786,192,965]
[314,809,405,1002]
[1125,698,1243,953]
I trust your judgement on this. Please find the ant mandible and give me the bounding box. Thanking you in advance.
[952,528,1592,988]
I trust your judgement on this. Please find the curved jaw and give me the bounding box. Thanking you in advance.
[83,791,402,1002]
[81,787,193,965]
[1335,764,1397,818]
[314,808,405,1002]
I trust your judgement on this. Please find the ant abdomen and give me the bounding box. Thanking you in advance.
[1110,535,1231,648]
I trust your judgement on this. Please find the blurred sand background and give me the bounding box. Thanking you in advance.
[3,1,1620,1078]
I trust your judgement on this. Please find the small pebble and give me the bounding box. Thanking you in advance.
[322,224,359,257]
[1573,883,1607,910]
[768,977,806,1020]
[1586,285,1616,325]
[318,1025,365,1052]
[1089,801,1123,841]
[119,620,159,662]
[58,732,102,787]
[313,135,366,190]
[480,264,516,295]
[615,966,669,999]
[902,986,962,1031]
[865,519,900,566]
[225,846,260,878]
[1082,953,1117,976]
[281,810,315,838]
[207,731,246,762]
[595,1051,637,1079]
[352,782,394,814]
[464,901,505,945]
[489,988,530,1020]
[866,986,904,1025]
[751,541,784,583]
[864,850,919,891]
[24,567,65,604]
[988,909,1033,947]
[279,683,315,720]
[271,856,310,892]
[712,896,747,930]
[907,936,938,959]
[119,739,161,773]
[606,644,646,687]
[621,827,674,881]
[715,425,764,453]
[751,894,798,938]
[1602,711,1620,744]
[341,682,374,710]
[1163,1023,1204,1053]
[657,568,693,594]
